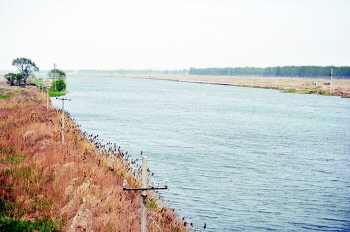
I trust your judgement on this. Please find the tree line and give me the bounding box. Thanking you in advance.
[73,66,350,77]
[189,66,350,77]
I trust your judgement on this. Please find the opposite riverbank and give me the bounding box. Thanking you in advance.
[3,73,350,98]
[121,74,350,98]
[0,88,188,231]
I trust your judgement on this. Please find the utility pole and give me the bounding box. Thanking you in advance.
[141,156,148,231]
[56,97,71,144]
[123,156,169,232]
[41,85,44,100]
[54,63,57,91]
[330,67,334,93]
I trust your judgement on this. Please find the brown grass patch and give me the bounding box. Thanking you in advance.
[0,88,188,231]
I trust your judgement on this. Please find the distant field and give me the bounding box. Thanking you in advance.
[120,74,350,96]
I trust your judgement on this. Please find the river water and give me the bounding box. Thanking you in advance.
[52,75,350,231]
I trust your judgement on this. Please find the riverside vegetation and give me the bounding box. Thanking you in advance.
[4,57,68,98]
[0,88,188,231]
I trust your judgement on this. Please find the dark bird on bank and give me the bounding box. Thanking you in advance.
[204,223,206,230]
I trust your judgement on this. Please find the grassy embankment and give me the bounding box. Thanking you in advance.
[238,84,350,97]
[0,89,25,100]
[0,89,12,99]
[198,77,350,98]
[121,74,350,98]
[0,88,188,231]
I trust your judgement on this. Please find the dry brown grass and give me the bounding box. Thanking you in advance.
[0,88,188,231]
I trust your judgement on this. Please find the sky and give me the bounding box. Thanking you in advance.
[0,0,349,70]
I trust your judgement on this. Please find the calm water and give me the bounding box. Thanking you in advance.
[52,76,350,231]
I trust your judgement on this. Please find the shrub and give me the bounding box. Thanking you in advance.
[4,73,24,86]
[51,80,66,92]
[48,89,65,97]
[0,218,58,232]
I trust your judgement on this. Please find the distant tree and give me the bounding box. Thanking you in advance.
[12,57,39,85]
[4,73,24,86]
[48,68,66,79]
[52,79,66,91]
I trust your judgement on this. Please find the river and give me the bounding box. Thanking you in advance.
[52,75,350,231]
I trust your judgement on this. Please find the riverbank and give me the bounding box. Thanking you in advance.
[0,75,67,97]
[0,88,187,231]
[120,74,350,98]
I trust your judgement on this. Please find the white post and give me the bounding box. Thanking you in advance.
[62,99,65,144]
[141,156,148,232]
[54,73,57,91]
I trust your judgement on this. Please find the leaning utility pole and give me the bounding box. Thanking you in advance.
[123,156,168,232]
[56,97,71,144]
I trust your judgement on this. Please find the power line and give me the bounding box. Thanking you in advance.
[123,156,168,232]
[56,97,71,144]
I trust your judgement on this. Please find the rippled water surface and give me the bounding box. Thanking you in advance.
[52,76,350,231]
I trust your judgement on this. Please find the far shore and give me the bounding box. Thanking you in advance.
[2,73,350,97]
[96,73,350,97]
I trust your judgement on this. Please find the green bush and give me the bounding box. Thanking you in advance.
[48,89,66,97]
[4,73,24,86]
[0,218,58,232]
[0,94,11,100]
[51,80,66,92]
[0,199,15,217]
[34,79,44,86]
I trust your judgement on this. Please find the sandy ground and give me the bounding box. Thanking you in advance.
[122,74,350,94]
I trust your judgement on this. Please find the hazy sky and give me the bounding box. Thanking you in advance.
[0,0,349,70]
